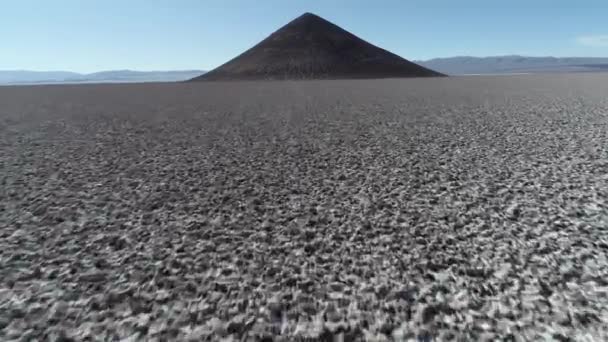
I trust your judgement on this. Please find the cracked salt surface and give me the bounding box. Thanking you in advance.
[1,74,608,341]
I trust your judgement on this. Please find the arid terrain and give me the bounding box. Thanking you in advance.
[1,74,608,341]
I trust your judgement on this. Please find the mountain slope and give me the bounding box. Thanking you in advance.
[191,12,444,81]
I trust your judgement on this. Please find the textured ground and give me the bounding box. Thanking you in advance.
[1,74,608,341]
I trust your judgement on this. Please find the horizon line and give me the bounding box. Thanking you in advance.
[3,55,608,74]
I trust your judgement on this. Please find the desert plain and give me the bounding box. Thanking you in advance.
[1,74,608,341]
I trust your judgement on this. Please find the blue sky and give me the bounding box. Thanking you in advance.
[2,0,607,73]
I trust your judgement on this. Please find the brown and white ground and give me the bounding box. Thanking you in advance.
[1,74,608,341]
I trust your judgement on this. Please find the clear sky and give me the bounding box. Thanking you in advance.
[2,0,607,73]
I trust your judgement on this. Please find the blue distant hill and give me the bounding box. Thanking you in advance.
[0,70,206,85]
[416,56,608,75]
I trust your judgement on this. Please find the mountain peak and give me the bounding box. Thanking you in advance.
[191,13,444,81]
[298,12,321,19]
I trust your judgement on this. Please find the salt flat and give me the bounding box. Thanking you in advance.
[1,74,608,341]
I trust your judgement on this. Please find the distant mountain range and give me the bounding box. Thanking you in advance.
[0,70,206,85]
[3,55,608,84]
[416,56,608,75]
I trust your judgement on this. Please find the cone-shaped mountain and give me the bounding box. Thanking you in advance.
[190,13,445,81]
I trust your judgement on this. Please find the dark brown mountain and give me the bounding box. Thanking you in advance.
[190,12,444,81]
